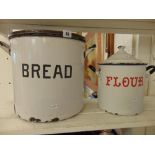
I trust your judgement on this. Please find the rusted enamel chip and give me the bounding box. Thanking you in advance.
[29,117,59,123]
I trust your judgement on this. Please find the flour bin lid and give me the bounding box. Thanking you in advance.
[9,30,85,42]
[100,46,147,65]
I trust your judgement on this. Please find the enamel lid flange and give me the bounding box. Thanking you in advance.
[100,46,147,65]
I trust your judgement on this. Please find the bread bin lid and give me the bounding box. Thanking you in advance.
[100,46,147,65]
[9,30,85,42]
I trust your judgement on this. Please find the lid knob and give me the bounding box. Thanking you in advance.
[118,45,125,51]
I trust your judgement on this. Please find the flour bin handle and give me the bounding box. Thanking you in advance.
[146,65,155,75]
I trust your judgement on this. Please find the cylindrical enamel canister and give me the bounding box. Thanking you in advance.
[99,46,147,115]
[9,30,85,122]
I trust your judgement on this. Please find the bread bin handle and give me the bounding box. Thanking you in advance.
[0,41,11,55]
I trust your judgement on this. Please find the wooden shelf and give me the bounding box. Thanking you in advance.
[0,19,155,34]
[0,96,155,134]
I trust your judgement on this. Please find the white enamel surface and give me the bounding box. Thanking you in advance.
[10,36,84,122]
[99,65,146,115]
[97,71,104,109]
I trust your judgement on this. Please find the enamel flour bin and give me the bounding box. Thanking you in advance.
[98,46,147,116]
[9,30,85,122]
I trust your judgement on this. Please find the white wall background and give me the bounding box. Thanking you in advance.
[136,35,152,63]
[114,34,133,54]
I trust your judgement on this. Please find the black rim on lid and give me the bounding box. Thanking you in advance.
[98,63,147,66]
[9,30,85,42]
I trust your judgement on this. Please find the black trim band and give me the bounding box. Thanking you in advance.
[9,30,85,42]
[99,63,147,66]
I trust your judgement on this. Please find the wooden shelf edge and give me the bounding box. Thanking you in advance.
[0,96,155,134]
